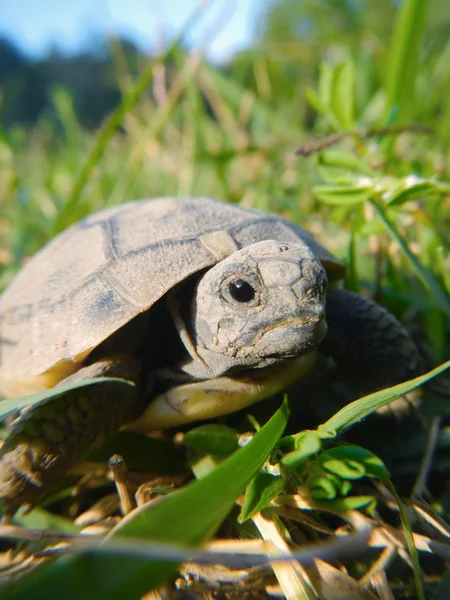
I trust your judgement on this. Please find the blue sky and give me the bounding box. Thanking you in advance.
[1,0,264,61]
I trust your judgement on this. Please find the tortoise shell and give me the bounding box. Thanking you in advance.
[0,197,343,390]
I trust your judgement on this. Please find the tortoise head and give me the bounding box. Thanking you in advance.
[189,240,328,378]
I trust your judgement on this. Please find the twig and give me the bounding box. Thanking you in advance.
[109,454,137,515]
[411,416,441,499]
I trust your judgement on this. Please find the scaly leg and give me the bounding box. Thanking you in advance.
[320,289,422,395]
[0,355,140,514]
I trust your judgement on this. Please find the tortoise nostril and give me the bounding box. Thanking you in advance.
[304,309,325,325]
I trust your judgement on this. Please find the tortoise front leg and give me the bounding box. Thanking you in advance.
[320,289,422,395]
[0,355,140,514]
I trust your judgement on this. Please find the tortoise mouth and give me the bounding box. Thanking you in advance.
[251,318,327,359]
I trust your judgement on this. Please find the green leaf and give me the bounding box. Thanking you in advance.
[319,360,450,437]
[281,431,322,469]
[14,506,80,534]
[320,446,389,480]
[308,474,339,500]
[294,431,322,454]
[317,428,337,440]
[316,165,355,186]
[330,62,355,129]
[338,480,353,497]
[305,87,327,118]
[318,150,378,177]
[315,496,376,512]
[319,457,365,480]
[314,185,371,206]
[318,63,334,114]
[238,472,285,522]
[0,378,135,421]
[183,424,239,457]
[2,401,290,600]
[386,180,441,207]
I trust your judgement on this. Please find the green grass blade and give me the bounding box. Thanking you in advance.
[386,480,425,600]
[107,51,204,208]
[52,5,207,233]
[238,473,285,522]
[331,62,355,130]
[441,77,450,149]
[319,361,450,436]
[2,400,290,600]
[384,0,430,124]
[370,200,450,316]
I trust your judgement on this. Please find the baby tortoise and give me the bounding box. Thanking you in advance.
[0,197,420,511]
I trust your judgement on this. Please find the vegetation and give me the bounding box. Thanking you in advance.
[0,0,449,598]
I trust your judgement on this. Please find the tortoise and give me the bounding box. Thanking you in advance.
[0,196,420,511]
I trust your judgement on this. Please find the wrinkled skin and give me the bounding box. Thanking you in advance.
[182,240,328,379]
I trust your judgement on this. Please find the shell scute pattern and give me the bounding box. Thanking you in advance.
[0,197,342,385]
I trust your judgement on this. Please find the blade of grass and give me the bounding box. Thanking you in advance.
[107,51,204,207]
[384,0,430,125]
[386,479,425,600]
[370,199,450,316]
[318,360,450,437]
[53,2,209,233]
[2,400,290,600]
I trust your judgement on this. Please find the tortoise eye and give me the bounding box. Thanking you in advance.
[229,280,256,303]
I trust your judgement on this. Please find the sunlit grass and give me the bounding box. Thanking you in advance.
[0,0,450,597]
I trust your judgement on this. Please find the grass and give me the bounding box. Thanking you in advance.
[1,0,450,598]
